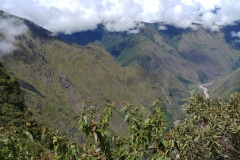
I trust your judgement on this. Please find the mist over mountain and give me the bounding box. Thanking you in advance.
[0,11,28,55]
[0,11,187,139]
[1,0,240,157]
[0,9,240,143]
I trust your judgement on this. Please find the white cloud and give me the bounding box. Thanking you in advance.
[0,0,240,34]
[158,25,167,30]
[0,41,17,56]
[231,31,240,38]
[0,13,28,41]
[128,29,140,34]
[0,13,28,55]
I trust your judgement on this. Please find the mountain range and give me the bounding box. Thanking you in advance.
[0,10,240,141]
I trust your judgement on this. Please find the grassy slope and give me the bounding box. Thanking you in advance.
[100,24,240,85]
[210,67,240,98]
[2,11,239,141]
[59,22,240,103]
[1,18,185,140]
[101,30,191,116]
[178,28,239,81]
[59,22,240,99]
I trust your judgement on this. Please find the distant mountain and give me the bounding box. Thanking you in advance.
[59,24,105,46]
[59,22,240,88]
[221,21,240,50]
[1,10,240,141]
[0,11,188,141]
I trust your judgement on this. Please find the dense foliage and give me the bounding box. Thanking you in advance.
[1,62,240,159]
[0,62,66,159]
[172,93,240,159]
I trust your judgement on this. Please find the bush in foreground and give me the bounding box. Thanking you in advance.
[1,71,240,160]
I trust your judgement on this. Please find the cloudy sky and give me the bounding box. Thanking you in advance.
[1,0,240,34]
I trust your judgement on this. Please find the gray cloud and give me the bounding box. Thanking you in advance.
[1,0,240,34]
[0,13,28,55]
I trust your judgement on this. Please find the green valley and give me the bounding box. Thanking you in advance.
[0,11,187,141]
[0,8,240,159]
[1,10,240,147]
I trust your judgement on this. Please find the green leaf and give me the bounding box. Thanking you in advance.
[144,118,150,124]
[41,126,46,140]
[83,115,87,123]
[12,145,19,158]
[25,131,34,142]
[124,113,130,121]
[120,106,127,112]
[194,135,200,142]
[78,120,83,130]
[153,99,158,107]
[104,131,110,135]
[66,145,76,159]
[53,136,58,143]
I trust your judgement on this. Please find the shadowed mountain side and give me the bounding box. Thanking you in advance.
[59,24,105,46]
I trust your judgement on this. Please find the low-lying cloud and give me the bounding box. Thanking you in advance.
[0,41,17,55]
[0,13,28,56]
[231,31,240,38]
[1,0,240,34]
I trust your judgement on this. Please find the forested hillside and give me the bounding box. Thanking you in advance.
[0,62,58,159]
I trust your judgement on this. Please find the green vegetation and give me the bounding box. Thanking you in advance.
[0,62,67,159]
[2,31,173,139]
[3,12,240,142]
[210,67,240,98]
[1,62,240,159]
[2,20,188,139]
[1,11,240,159]
[76,93,240,159]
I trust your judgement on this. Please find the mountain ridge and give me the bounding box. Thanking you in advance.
[59,23,240,86]
[1,10,240,141]
[0,11,188,140]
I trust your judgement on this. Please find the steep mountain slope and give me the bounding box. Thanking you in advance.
[0,62,57,158]
[60,23,240,87]
[210,67,240,98]
[0,11,188,140]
